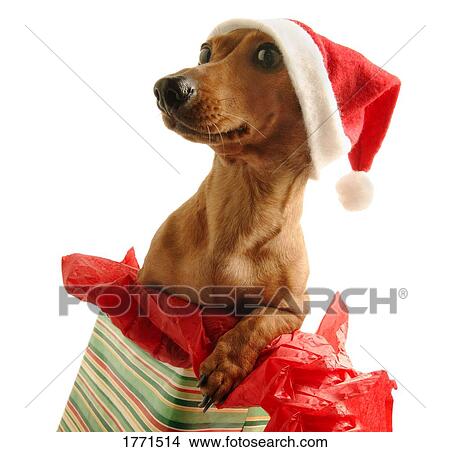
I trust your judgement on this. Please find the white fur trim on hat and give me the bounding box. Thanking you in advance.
[336,171,374,211]
[209,18,352,178]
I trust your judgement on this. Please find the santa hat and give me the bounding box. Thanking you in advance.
[209,19,401,210]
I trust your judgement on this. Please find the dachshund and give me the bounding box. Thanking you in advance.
[138,28,311,410]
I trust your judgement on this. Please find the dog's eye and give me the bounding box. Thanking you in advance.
[199,46,212,65]
[255,43,282,70]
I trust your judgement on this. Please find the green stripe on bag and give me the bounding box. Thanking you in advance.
[58,315,269,432]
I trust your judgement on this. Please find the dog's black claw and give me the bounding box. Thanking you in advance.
[202,398,215,413]
[197,374,207,387]
[198,394,211,408]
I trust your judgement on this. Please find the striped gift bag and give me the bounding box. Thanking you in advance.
[58,314,269,432]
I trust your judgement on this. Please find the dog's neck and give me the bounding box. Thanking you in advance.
[201,153,310,254]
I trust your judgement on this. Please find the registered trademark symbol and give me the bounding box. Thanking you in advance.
[398,288,408,299]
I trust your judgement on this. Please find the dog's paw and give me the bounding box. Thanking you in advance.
[197,340,257,411]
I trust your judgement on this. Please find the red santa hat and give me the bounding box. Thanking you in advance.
[209,19,401,210]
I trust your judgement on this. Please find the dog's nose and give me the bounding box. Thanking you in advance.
[153,76,195,114]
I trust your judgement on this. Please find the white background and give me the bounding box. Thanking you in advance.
[1,0,449,449]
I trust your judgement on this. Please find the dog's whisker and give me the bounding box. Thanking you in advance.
[219,112,267,139]
[217,97,237,104]
[271,138,309,174]
[211,121,225,151]
[206,124,212,145]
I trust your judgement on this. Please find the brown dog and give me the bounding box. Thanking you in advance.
[138,29,311,408]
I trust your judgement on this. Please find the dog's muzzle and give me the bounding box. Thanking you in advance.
[153,76,196,114]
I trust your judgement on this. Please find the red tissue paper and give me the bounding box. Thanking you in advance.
[62,248,396,432]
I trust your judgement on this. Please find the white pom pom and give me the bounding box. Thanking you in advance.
[336,171,374,211]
